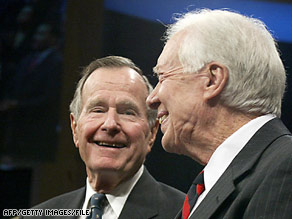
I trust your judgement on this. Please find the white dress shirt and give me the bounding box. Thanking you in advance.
[80,165,144,219]
[189,114,275,217]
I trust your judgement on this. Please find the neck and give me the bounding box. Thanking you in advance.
[187,106,258,165]
[86,169,120,193]
[86,167,139,194]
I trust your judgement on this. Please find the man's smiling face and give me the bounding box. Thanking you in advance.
[147,32,209,156]
[71,66,153,181]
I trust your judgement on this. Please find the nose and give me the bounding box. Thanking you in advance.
[146,84,161,110]
[101,109,121,135]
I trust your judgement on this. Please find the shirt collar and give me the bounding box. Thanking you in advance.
[83,165,144,218]
[203,114,275,193]
[191,114,276,214]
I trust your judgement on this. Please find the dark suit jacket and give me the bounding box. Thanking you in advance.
[175,118,292,219]
[22,168,185,219]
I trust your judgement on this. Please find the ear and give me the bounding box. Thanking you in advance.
[147,120,159,152]
[203,62,228,101]
[70,113,79,148]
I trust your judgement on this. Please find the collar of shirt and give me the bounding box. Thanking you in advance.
[81,165,144,219]
[191,114,275,213]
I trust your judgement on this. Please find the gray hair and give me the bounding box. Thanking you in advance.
[69,56,157,128]
[165,9,286,117]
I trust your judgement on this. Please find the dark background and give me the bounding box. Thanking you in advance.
[0,0,291,214]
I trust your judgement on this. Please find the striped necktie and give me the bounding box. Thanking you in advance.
[182,170,205,219]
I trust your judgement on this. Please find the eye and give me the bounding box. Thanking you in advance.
[123,109,136,116]
[92,107,105,113]
[117,107,137,116]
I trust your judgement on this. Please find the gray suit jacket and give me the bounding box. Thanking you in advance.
[175,118,292,219]
[23,168,185,219]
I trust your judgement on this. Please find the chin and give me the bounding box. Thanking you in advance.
[162,138,175,153]
[88,160,121,172]
[163,139,184,156]
[89,166,122,177]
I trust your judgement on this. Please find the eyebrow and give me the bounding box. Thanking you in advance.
[86,98,107,110]
[86,98,142,114]
[117,100,140,113]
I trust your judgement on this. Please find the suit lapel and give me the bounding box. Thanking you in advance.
[174,209,182,219]
[51,187,85,219]
[70,188,85,219]
[190,118,290,218]
[189,168,235,218]
[119,168,158,219]
[67,187,86,209]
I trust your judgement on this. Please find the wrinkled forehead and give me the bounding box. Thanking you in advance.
[83,67,149,99]
[154,31,186,75]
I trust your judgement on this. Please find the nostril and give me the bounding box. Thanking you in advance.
[146,94,160,110]
[107,129,120,136]
[149,102,160,110]
[100,113,121,134]
[101,124,121,136]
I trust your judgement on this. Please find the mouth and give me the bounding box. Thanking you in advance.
[157,111,169,125]
[158,115,168,124]
[94,141,127,148]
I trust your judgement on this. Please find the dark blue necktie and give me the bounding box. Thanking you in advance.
[87,193,106,219]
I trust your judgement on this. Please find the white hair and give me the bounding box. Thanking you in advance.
[165,9,286,117]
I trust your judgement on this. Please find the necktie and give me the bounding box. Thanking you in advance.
[87,193,106,219]
[182,170,205,219]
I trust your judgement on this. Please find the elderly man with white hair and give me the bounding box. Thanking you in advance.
[147,9,292,219]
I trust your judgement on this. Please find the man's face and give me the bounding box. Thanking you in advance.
[147,33,209,155]
[71,67,155,181]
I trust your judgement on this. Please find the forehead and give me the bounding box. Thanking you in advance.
[155,31,186,74]
[82,66,148,102]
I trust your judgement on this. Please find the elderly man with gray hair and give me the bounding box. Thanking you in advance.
[147,9,292,219]
[21,56,185,219]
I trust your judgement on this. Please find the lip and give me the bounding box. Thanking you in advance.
[157,110,169,125]
[93,141,127,148]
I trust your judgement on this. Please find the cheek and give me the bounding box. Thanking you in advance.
[159,82,183,108]
[77,119,99,140]
[158,83,170,100]
[127,122,151,149]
